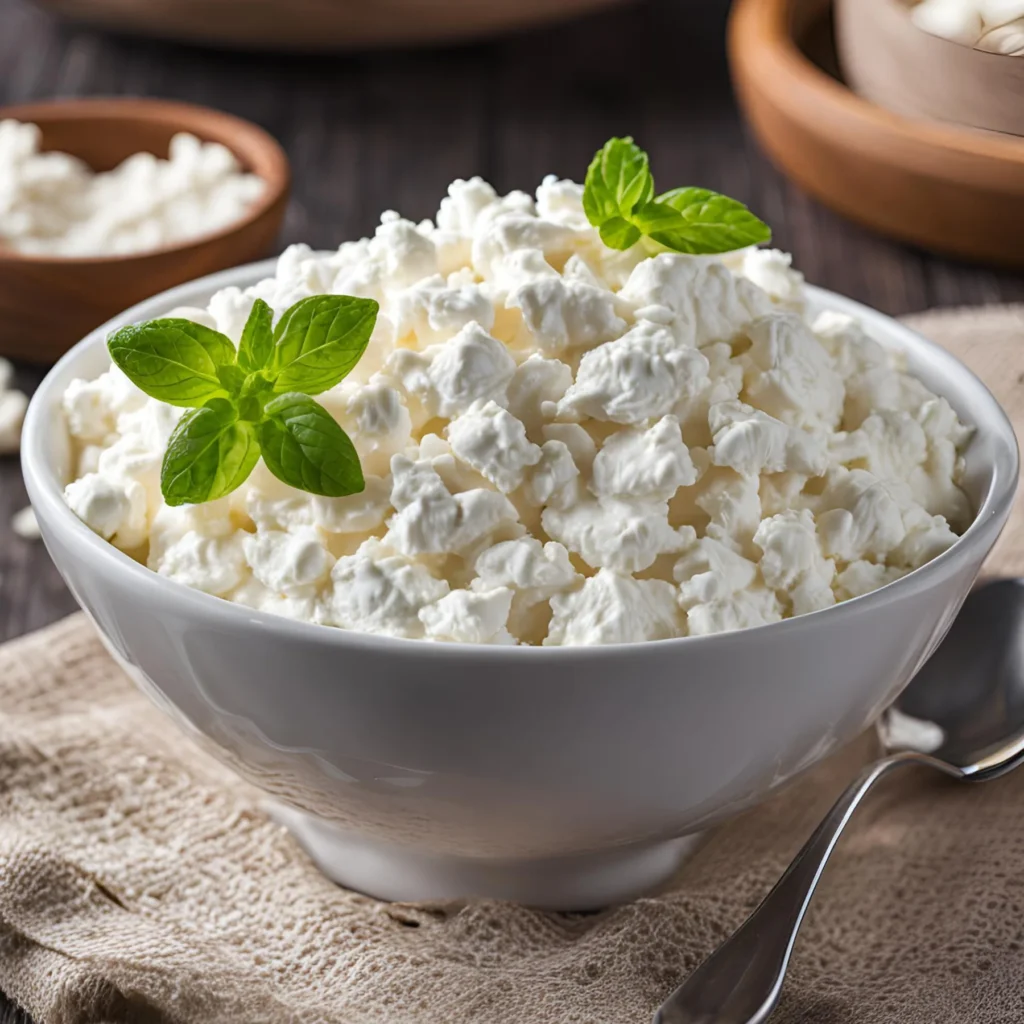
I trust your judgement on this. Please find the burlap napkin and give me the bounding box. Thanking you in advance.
[2,305,1024,1024]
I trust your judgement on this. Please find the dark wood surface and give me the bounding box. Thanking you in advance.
[1,0,1022,1020]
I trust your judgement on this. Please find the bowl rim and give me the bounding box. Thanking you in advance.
[22,258,1020,660]
[0,96,290,267]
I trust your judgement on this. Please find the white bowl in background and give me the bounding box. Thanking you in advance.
[22,261,1018,909]
[837,0,1024,136]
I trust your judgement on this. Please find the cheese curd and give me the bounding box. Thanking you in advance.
[911,0,1024,52]
[0,121,266,257]
[0,357,28,454]
[60,174,974,645]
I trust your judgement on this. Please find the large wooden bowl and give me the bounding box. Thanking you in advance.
[728,0,1024,268]
[0,98,289,364]
[31,0,629,51]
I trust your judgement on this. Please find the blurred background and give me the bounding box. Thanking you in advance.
[4,0,1023,313]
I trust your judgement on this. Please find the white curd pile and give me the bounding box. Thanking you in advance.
[0,120,265,257]
[59,175,972,646]
[911,0,1024,53]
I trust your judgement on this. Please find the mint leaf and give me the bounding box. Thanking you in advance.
[160,399,259,506]
[258,393,364,497]
[108,292,377,507]
[599,217,642,250]
[583,137,654,231]
[643,187,772,254]
[108,319,236,407]
[216,363,247,397]
[269,295,378,396]
[237,371,274,422]
[581,137,773,256]
[630,200,690,243]
[237,298,274,374]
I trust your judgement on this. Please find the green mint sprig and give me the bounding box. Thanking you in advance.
[583,137,771,255]
[107,294,376,507]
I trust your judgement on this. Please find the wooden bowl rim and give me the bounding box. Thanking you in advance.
[0,96,290,267]
[729,0,1024,167]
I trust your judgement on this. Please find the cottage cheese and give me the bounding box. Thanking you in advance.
[0,357,27,454]
[12,505,40,540]
[0,120,265,256]
[911,0,1024,52]
[60,174,974,645]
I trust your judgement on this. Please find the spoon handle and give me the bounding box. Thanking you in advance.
[654,750,944,1024]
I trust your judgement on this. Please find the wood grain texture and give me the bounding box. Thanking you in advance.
[732,0,1024,268]
[0,0,1022,1018]
[0,97,289,363]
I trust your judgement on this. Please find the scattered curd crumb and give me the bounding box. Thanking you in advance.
[883,706,946,753]
[12,505,40,539]
[0,358,28,454]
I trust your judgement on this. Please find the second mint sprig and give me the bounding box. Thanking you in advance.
[107,294,378,506]
[583,137,771,255]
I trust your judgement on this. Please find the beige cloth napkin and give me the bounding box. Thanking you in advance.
[2,305,1024,1024]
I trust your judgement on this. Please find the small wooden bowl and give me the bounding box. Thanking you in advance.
[836,0,1024,137]
[0,98,289,364]
[728,0,1024,268]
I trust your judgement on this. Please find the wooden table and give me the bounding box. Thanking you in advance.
[1,0,1022,1019]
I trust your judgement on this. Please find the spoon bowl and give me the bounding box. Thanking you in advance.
[900,579,1024,778]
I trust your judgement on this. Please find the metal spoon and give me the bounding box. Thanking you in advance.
[655,578,1024,1024]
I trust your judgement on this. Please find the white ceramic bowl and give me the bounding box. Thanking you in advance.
[23,261,1018,909]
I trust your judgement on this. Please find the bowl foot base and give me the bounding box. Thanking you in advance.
[268,803,701,910]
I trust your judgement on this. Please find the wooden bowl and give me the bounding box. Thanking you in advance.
[728,0,1024,268]
[836,0,1024,137]
[31,0,629,51]
[0,98,289,364]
